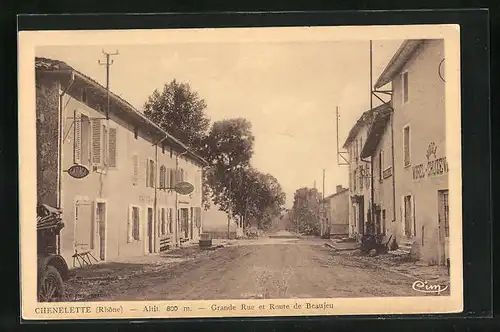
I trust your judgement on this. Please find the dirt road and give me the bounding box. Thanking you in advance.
[69,238,430,301]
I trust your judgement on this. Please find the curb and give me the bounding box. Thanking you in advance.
[323,242,359,252]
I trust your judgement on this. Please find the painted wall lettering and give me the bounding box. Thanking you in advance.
[412,142,448,181]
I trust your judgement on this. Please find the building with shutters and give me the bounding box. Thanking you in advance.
[370,39,449,265]
[35,57,207,266]
[359,105,395,240]
[342,104,388,241]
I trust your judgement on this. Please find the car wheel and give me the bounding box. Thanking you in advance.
[38,265,65,302]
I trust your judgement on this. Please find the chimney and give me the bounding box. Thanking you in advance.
[336,185,343,193]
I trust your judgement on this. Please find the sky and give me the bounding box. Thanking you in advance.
[37,38,402,208]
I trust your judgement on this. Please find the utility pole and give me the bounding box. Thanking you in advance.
[98,50,119,120]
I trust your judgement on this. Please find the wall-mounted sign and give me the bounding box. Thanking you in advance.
[412,142,448,181]
[175,181,194,195]
[383,166,393,179]
[66,164,89,179]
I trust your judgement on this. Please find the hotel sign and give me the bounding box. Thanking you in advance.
[66,164,89,179]
[412,142,449,181]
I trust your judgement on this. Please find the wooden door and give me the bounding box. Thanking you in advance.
[404,195,412,237]
[96,202,106,260]
[147,208,153,253]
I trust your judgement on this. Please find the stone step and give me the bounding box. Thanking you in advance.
[389,248,410,256]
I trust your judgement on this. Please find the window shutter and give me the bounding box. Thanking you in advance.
[91,119,102,165]
[145,159,150,187]
[157,209,161,237]
[195,207,201,228]
[132,155,139,185]
[137,209,143,240]
[74,110,82,164]
[166,168,171,188]
[108,127,117,168]
[127,207,133,243]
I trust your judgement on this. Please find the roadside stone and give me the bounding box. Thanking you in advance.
[368,249,378,257]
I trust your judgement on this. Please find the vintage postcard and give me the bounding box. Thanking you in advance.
[18,23,462,320]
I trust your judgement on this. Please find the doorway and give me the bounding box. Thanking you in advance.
[189,207,194,239]
[147,207,153,254]
[358,198,365,235]
[438,190,449,265]
[75,200,92,256]
[404,195,413,237]
[95,202,106,261]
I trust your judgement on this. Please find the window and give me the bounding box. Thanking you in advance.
[159,165,166,189]
[147,159,155,188]
[353,169,357,191]
[403,125,411,167]
[354,140,358,161]
[349,172,354,192]
[91,119,102,166]
[402,72,409,103]
[439,190,449,238]
[161,208,166,235]
[359,166,364,190]
[168,208,173,233]
[128,206,141,242]
[132,154,139,185]
[81,88,88,104]
[102,125,108,167]
[378,151,383,181]
[360,136,363,159]
[162,143,165,154]
[134,127,138,139]
[365,165,370,188]
[108,128,117,168]
[74,112,91,167]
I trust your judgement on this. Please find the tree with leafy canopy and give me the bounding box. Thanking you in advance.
[143,80,212,207]
[143,79,210,153]
[291,187,322,235]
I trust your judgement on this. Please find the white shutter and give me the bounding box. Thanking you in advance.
[74,110,82,164]
[108,127,117,168]
[91,119,102,166]
[127,207,133,243]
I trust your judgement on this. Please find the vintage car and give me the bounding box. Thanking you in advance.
[37,204,70,302]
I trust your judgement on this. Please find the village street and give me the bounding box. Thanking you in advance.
[64,234,440,302]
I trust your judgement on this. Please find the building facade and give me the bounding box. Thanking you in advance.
[36,57,207,266]
[372,39,448,265]
[360,106,395,238]
[342,105,386,241]
[322,185,349,236]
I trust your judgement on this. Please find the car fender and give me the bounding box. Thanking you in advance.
[38,254,69,281]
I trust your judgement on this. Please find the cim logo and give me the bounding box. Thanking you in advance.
[412,280,449,294]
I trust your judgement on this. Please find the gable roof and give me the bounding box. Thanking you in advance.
[374,39,424,89]
[35,57,208,167]
[342,103,389,149]
[360,104,392,159]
